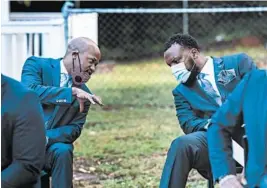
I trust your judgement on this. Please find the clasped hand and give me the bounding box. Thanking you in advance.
[219,175,244,188]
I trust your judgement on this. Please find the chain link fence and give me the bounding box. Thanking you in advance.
[63,1,267,108]
[65,1,267,63]
[62,1,267,109]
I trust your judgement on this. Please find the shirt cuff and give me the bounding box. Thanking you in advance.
[46,136,49,146]
[204,119,211,130]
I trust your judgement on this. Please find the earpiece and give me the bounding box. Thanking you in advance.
[71,50,83,85]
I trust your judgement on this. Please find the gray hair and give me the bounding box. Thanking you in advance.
[65,37,96,56]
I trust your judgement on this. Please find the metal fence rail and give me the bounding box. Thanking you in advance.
[61,2,267,62]
[66,7,267,14]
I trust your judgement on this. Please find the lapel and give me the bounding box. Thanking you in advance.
[179,80,219,109]
[80,84,89,93]
[50,58,61,87]
[212,57,227,102]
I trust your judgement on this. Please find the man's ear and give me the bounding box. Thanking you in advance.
[191,48,199,60]
[72,50,79,59]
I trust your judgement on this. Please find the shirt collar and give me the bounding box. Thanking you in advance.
[60,59,68,74]
[201,56,213,75]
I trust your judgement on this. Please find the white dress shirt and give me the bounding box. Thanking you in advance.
[199,56,221,98]
[60,60,68,75]
[60,60,72,87]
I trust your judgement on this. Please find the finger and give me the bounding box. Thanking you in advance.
[79,100,84,113]
[95,96,103,105]
[86,95,96,105]
[232,181,243,188]
[237,182,243,188]
[93,96,103,106]
[97,101,104,106]
[232,184,242,188]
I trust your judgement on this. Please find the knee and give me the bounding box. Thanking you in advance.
[52,143,73,159]
[170,135,192,153]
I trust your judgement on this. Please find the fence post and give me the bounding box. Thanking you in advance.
[61,1,74,48]
[183,0,189,34]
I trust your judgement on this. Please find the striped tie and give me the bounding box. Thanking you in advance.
[198,73,222,106]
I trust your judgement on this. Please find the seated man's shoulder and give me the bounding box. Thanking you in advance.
[3,74,26,93]
[2,75,39,109]
[26,56,58,65]
[220,53,250,62]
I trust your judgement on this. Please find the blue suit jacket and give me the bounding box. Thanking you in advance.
[208,69,267,187]
[160,53,257,188]
[173,53,257,134]
[21,56,91,147]
[1,74,46,188]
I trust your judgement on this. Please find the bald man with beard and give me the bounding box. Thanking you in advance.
[21,37,103,188]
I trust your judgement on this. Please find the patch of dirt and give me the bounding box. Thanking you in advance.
[188,170,206,182]
[73,158,105,187]
[74,172,100,183]
[73,154,208,187]
[73,156,124,182]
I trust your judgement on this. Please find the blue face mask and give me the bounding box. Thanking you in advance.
[171,63,191,83]
[171,58,197,84]
[170,50,197,83]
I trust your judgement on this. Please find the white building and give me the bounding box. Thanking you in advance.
[1,0,97,81]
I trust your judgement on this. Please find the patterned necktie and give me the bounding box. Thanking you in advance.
[198,73,222,106]
[60,73,72,87]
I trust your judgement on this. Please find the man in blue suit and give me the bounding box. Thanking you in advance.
[208,69,267,188]
[160,33,257,188]
[21,37,103,188]
[1,74,46,188]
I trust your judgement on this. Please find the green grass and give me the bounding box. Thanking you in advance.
[73,47,266,187]
[88,59,177,106]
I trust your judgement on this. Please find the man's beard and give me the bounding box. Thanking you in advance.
[183,59,200,87]
[183,69,199,87]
